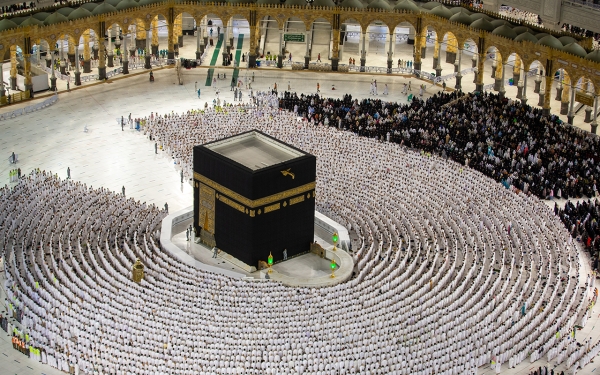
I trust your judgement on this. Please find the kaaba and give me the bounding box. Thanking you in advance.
[193,130,316,268]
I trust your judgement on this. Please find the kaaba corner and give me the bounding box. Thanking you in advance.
[193,130,316,269]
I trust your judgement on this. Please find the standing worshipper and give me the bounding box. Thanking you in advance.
[66,167,70,180]
[383,84,388,95]
[164,202,168,212]
[283,249,288,260]
[122,186,125,196]
[180,169,184,183]
[186,227,190,241]
[212,246,218,258]
[197,88,201,98]
[155,142,158,154]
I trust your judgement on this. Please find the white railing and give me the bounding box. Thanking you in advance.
[0,93,58,121]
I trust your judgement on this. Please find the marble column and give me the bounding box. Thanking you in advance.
[591,95,598,134]
[98,37,106,80]
[555,70,563,101]
[10,46,17,90]
[23,54,32,93]
[0,62,5,98]
[386,30,394,71]
[145,30,151,69]
[107,29,114,68]
[151,17,159,56]
[50,51,56,91]
[498,63,506,99]
[122,34,129,74]
[567,84,576,124]
[454,49,462,90]
[276,28,283,68]
[360,31,367,71]
[304,29,310,69]
[74,46,81,86]
[168,23,175,60]
[520,71,528,105]
[196,26,202,60]
[83,31,91,73]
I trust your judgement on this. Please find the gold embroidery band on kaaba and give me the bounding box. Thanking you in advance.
[194,172,316,209]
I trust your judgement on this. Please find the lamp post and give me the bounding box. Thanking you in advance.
[268,252,273,274]
[332,232,338,251]
[330,259,336,278]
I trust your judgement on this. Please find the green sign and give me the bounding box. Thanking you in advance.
[284,34,305,43]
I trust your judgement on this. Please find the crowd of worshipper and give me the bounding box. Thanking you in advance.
[561,24,600,50]
[1,104,594,375]
[279,90,600,204]
[499,6,543,25]
[1,1,36,14]
[556,199,600,253]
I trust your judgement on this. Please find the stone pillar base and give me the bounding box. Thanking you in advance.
[475,83,483,92]
[585,107,592,123]
[123,61,129,74]
[491,68,496,79]
[178,35,183,47]
[60,66,66,75]
[360,58,366,72]
[386,59,392,71]
[249,54,257,68]
[108,55,114,68]
[68,53,75,65]
[499,89,505,99]
[93,47,99,60]
[421,47,426,59]
[516,86,523,99]
[494,79,502,91]
[555,87,563,101]
[332,58,339,71]
[136,39,145,50]
[168,51,174,60]
[436,68,442,77]
[454,64,459,73]
[520,97,528,105]
[50,77,57,91]
[46,59,51,68]
[473,72,478,84]
[196,51,201,60]
[229,37,234,48]
[152,45,159,56]
[513,73,520,83]
[75,71,81,86]
[10,77,16,90]
[538,93,544,107]
[277,55,283,68]
[83,60,91,73]
[98,66,106,80]
[455,75,462,90]
[542,107,550,117]
[592,123,598,134]
[534,80,541,93]
[567,114,574,125]
[560,101,568,115]
[414,62,421,76]
[145,56,151,69]
[432,57,438,70]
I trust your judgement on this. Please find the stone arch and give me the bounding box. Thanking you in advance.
[340,15,362,33]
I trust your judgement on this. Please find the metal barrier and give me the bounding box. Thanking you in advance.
[0,93,58,121]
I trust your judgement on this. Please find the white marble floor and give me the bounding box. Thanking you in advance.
[1,56,600,374]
